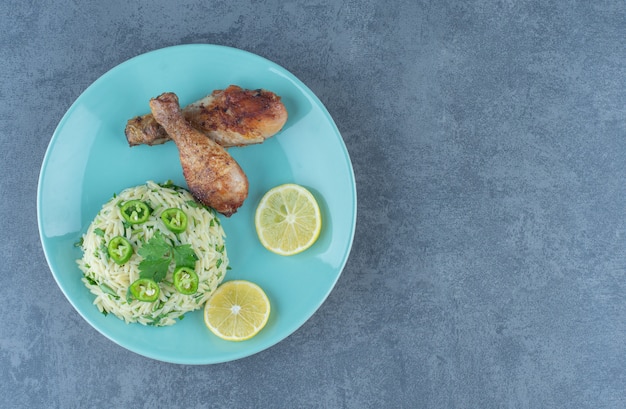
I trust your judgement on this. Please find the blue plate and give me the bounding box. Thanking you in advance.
[37,44,356,364]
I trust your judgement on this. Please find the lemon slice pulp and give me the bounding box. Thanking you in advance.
[204,280,270,341]
[255,183,322,256]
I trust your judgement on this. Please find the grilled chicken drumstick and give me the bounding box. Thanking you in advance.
[127,85,288,148]
[149,92,249,216]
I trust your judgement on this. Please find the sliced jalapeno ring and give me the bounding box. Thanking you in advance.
[120,200,151,224]
[160,208,188,233]
[129,278,160,302]
[173,266,199,295]
[107,236,133,265]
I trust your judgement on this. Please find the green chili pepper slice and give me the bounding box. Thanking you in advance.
[129,278,160,302]
[173,266,199,295]
[107,236,133,265]
[120,200,151,224]
[160,208,188,233]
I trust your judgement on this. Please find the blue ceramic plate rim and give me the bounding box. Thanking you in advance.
[37,44,356,364]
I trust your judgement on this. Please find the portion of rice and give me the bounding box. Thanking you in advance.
[77,181,228,326]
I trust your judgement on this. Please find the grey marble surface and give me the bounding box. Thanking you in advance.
[1,1,625,408]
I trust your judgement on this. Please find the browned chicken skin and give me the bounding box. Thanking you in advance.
[149,92,249,216]
[126,85,288,148]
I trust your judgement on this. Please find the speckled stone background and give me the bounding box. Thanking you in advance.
[1,1,625,408]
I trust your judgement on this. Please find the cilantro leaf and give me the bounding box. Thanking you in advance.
[137,231,198,283]
[139,257,171,282]
[83,274,97,286]
[185,200,199,208]
[137,232,173,283]
[138,231,172,261]
[158,180,175,189]
[172,244,198,269]
[99,283,119,299]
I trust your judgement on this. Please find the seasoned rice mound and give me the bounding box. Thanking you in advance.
[76,181,228,326]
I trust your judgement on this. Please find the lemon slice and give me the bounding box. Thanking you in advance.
[255,183,322,256]
[204,280,270,341]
